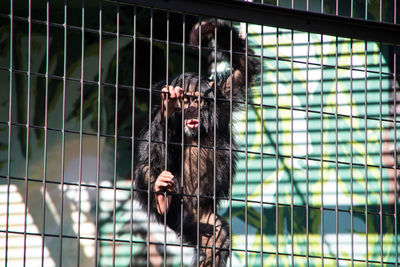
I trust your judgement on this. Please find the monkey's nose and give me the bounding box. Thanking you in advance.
[186,106,197,114]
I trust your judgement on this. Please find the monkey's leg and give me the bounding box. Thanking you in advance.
[198,213,230,267]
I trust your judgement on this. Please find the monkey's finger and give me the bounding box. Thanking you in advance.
[168,85,177,99]
[154,186,167,192]
[161,170,174,177]
[160,182,170,187]
[155,180,171,187]
[161,87,169,103]
[161,87,168,96]
[158,176,174,183]
[162,179,175,187]
[174,86,183,99]
[163,174,174,179]
[157,176,174,184]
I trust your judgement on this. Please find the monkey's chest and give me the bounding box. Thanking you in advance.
[181,146,214,195]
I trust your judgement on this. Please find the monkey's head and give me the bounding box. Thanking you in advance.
[167,73,220,139]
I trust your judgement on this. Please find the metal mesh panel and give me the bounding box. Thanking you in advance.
[238,0,399,24]
[0,0,399,266]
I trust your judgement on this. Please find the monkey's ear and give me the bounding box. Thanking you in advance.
[220,69,245,100]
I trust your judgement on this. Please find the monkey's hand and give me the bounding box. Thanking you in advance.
[162,86,183,119]
[154,170,175,215]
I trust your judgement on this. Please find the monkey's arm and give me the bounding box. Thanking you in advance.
[135,85,183,221]
[134,110,168,217]
[190,20,259,103]
[135,128,182,226]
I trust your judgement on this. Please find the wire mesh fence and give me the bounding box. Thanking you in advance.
[0,0,399,266]
[238,0,399,24]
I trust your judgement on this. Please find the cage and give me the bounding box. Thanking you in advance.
[0,0,399,266]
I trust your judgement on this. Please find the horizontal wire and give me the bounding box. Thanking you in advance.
[1,228,396,265]
[1,65,399,124]
[0,12,398,78]
[1,32,398,132]
[3,120,399,172]
[1,174,396,217]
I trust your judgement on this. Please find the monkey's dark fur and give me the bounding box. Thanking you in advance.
[135,20,258,266]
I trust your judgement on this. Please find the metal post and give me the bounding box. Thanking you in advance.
[76,0,85,265]
[129,5,137,267]
[94,0,103,265]
[59,1,68,265]
[5,0,14,265]
[275,26,280,267]
[41,1,50,265]
[112,3,120,266]
[146,8,153,267]
[180,12,185,267]
[23,0,32,264]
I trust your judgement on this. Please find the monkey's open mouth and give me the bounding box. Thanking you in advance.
[185,119,199,128]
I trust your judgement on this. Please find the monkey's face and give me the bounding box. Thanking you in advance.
[182,90,213,138]
[183,91,201,137]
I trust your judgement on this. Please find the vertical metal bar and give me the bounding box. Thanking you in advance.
[196,17,201,267]
[147,8,153,267]
[335,36,339,266]
[350,38,354,267]
[59,1,67,265]
[320,34,325,267]
[378,41,383,267]
[393,47,398,267]
[5,0,14,265]
[260,24,264,267]
[336,0,339,15]
[130,5,137,267]
[95,0,102,265]
[77,0,85,265]
[41,1,50,265]
[351,0,354,18]
[180,13,185,267]
[290,28,294,267]
[364,40,369,266]
[228,20,233,267]
[163,10,170,267]
[306,31,310,267]
[275,26,279,267]
[164,14,169,170]
[23,0,32,264]
[112,4,120,266]
[244,22,249,267]
[213,17,217,266]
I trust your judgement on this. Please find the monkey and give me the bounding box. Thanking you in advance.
[134,20,258,266]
